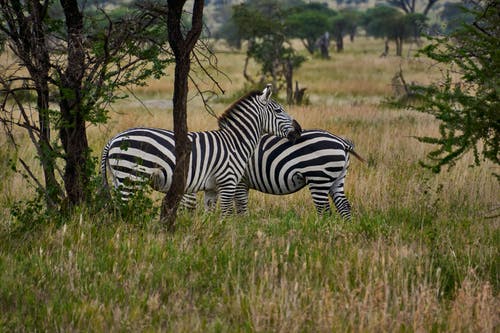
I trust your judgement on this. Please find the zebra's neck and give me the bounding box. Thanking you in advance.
[218,101,264,163]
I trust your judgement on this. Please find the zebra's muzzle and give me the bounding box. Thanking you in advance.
[287,119,302,143]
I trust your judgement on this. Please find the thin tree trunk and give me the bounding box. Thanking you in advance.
[161,0,204,231]
[29,0,62,207]
[336,35,344,52]
[284,59,293,104]
[396,37,403,56]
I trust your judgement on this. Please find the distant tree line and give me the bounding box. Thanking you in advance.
[214,0,461,97]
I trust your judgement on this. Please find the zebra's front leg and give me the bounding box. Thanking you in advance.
[234,181,250,215]
[308,184,332,215]
[180,193,197,211]
[218,186,236,216]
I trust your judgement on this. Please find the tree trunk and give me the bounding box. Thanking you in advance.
[302,38,315,55]
[283,59,293,104]
[161,0,204,231]
[396,37,403,56]
[30,1,62,207]
[36,75,61,207]
[336,35,344,52]
[59,0,90,206]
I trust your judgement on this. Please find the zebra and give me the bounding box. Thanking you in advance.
[184,129,364,219]
[100,84,302,215]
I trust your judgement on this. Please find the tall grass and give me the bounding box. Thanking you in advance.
[0,37,498,332]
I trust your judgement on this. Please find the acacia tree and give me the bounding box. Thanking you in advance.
[406,0,499,177]
[330,9,361,52]
[363,6,426,56]
[285,3,334,55]
[0,1,171,209]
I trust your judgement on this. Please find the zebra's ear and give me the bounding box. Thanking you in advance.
[259,84,273,104]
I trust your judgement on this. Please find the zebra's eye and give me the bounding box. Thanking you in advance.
[274,108,283,113]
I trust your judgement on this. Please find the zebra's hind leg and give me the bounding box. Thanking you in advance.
[204,190,218,211]
[329,184,352,221]
[308,184,332,216]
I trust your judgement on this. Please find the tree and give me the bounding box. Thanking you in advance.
[403,0,499,177]
[0,1,171,209]
[330,9,361,52]
[0,0,61,207]
[363,5,426,56]
[232,0,305,104]
[160,0,204,230]
[285,3,334,55]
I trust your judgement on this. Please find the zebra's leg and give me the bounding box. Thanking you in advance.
[180,193,197,211]
[308,183,332,215]
[329,181,352,220]
[204,190,218,211]
[234,181,250,215]
[218,186,236,216]
[113,176,139,201]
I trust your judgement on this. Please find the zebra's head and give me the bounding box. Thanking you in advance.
[258,84,302,142]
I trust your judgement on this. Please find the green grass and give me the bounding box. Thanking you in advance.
[0,205,497,331]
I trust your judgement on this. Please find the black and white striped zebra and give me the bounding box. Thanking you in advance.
[185,130,364,219]
[100,85,302,214]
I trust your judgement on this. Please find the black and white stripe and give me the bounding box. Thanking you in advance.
[186,130,363,219]
[100,85,301,214]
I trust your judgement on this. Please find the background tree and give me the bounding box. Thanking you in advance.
[285,3,334,55]
[362,5,426,56]
[402,0,499,177]
[232,0,305,103]
[330,8,361,52]
[0,1,171,209]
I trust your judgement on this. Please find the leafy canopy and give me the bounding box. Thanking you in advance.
[409,1,499,177]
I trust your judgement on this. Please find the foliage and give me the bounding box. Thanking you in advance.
[408,0,499,177]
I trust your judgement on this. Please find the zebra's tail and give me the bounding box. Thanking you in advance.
[349,149,366,163]
[342,137,366,163]
[100,140,112,196]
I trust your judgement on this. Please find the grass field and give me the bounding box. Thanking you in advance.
[0,37,498,332]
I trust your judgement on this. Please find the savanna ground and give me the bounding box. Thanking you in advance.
[0,38,498,331]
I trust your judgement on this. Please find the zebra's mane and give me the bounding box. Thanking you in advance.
[218,90,261,127]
